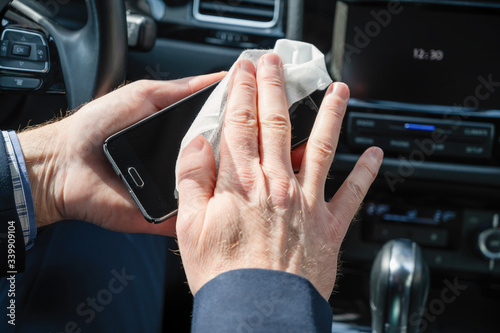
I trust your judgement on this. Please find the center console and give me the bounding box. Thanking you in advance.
[330,0,500,277]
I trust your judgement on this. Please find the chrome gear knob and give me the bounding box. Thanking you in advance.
[370,239,430,333]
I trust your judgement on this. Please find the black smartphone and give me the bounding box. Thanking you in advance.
[104,81,319,223]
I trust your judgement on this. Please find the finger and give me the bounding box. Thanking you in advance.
[177,136,217,231]
[256,53,293,174]
[219,60,259,178]
[291,143,306,172]
[328,147,383,236]
[124,214,178,237]
[297,83,349,195]
[145,72,226,112]
[79,72,226,136]
[225,64,238,107]
[150,215,177,237]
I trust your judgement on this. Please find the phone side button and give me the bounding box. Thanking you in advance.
[127,167,144,189]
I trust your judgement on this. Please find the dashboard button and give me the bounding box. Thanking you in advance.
[412,229,448,248]
[0,58,47,72]
[0,40,9,57]
[485,233,500,253]
[478,228,500,259]
[3,30,40,44]
[389,139,411,149]
[0,29,49,73]
[0,76,41,89]
[12,44,31,57]
[354,136,375,145]
[35,45,47,61]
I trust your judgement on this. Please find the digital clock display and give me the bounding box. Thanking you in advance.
[413,48,444,61]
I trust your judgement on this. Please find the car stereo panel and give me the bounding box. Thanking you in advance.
[347,112,495,160]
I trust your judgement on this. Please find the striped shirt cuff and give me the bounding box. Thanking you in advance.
[2,131,37,249]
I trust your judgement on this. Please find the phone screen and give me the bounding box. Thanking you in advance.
[104,82,319,223]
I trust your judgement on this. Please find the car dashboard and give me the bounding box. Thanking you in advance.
[146,1,500,332]
[1,0,500,332]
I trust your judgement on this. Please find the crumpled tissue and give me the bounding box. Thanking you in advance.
[175,39,333,193]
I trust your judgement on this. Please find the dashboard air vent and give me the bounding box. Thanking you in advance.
[193,0,279,28]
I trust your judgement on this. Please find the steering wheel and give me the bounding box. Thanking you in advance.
[1,0,127,109]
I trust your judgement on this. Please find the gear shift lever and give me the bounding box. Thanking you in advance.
[370,239,430,333]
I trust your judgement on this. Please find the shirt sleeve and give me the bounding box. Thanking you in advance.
[191,269,333,333]
[2,131,37,249]
[0,131,27,276]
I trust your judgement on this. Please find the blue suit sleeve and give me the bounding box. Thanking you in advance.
[0,134,26,276]
[191,269,333,332]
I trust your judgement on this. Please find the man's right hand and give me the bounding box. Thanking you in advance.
[176,54,383,299]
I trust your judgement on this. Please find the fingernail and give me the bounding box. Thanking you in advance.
[182,137,205,157]
[331,83,350,101]
[370,147,384,164]
[261,53,282,68]
[238,60,255,73]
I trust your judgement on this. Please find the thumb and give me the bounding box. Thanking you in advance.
[177,135,216,221]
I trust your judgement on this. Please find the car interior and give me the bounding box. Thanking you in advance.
[0,0,499,332]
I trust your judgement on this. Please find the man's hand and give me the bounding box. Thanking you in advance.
[176,54,383,300]
[18,73,225,235]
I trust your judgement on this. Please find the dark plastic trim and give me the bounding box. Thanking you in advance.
[333,153,500,186]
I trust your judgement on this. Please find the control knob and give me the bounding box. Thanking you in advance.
[478,214,500,260]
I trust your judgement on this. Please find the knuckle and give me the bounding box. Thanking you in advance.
[261,74,284,88]
[260,112,289,131]
[226,106,258,127]
[219,168,256,190]
[177,163,205,184]
[359,160,378,180]
[323,97,346,121]
[132,80,161,103]
[309,138,336,159]
[346,178,365,202]
[235,76,257,95]
[134,79,156,96]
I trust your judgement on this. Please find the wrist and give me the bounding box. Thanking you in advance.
[18,123,64,227]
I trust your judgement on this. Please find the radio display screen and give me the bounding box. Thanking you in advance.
[332,1,500,110]
[365,202,459,226]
